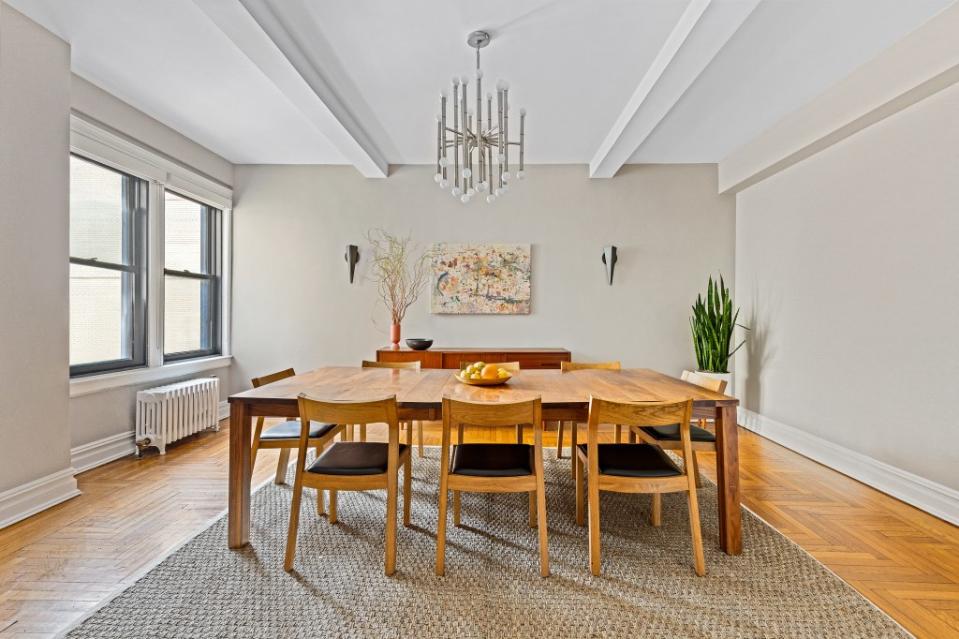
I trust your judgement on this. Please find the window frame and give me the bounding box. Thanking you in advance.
[68,155,150,377]
[68,115,233,391]
[162,190,223,362]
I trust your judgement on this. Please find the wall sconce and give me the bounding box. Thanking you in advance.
[345,244,360,283]
[601,245,617,285]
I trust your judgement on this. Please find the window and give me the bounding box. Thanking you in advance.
[69,155,147,376]
[68,117,232,388]
[163,191,221,360]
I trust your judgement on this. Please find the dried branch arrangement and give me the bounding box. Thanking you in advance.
[366,229,432,325]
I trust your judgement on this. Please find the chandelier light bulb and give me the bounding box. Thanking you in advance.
[486,194,497,204]
[460,194,470,204]
[462,167,472,179]
[486,92,492,101]
[516,170,526,180]
[451,76,460,86]
[433,173,442,183]
[520,107,526,116]
[497,153,506,164]
[466,187,476,196]
[501,183,510,193]
[494,188,503,197]
[439,178,449,189]
[439,156,449,167]
[502,172,511,182]
[477,181,488,192]
[452,186,462,197]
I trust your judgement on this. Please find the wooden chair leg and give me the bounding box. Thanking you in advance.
[588,471,602,576]
[651,493,662,527]
[274,448,291,485]
[528,491,536,528]
[359,423,367,442]
[628,430,636,443]
[283,476,304,571]
[417,421,424,457]
[328,490,338,524]
[315,446,325,515]
[436,481,449,576]
[570,423,578,480]
[556,421,565,459]
[575,453,585,526]
[452,490,461,527]
[403,427,413,527]
[536,467,549,577]
[614,424,622,443]
[516,424,523,444]
[687,487,706,576]
[385,459,398,576]
[692,451,704,488]
[457,424,464,446]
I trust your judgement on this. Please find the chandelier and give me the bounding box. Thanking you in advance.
[434,30,526,204]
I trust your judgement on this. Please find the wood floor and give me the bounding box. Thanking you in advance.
[0,420,956,638]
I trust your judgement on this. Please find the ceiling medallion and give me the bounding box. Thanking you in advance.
[434,30,526,204]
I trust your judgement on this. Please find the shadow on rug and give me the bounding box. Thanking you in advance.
[66,452,906,638]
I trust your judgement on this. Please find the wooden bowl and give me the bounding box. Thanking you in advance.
[455,371,513,386]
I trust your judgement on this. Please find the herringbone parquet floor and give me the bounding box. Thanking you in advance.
[0,421,956,638]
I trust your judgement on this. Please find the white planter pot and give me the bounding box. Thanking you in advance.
[696,371,733,396]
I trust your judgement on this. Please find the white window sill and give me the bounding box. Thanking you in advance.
[69,355,233,398]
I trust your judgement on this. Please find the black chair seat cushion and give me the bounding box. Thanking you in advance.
[308,442,409,476]
[451,443,534,477]
[260,420,338,441]
[640,424,715,443]
[577,443,682,478]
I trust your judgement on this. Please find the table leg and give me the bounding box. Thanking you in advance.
[715,405,742,555]
[228,400,252,548]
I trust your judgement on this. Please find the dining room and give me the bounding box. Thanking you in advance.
[1,1,958,637]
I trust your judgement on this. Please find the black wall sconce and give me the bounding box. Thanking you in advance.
[345,244,360,283]
[601,245,618,285]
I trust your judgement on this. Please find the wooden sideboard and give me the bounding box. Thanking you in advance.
[375,347,571,370]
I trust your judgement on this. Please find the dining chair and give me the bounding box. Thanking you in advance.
[556,361,622,475]
[358,360,424,456]
[575,396,704,576]
[436,396,549,577]
[250,369,345,489]
[284,394,412,575]
[631,370,727,487]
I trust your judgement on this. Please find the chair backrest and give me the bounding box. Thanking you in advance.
[499,361,521,372]
[443,396,542,429]
[680,370,727,394]
[585,396,695,463]
[361,360,421,370]
[561,360,621,372]
[295,394,402,473]
[251,368,296,388]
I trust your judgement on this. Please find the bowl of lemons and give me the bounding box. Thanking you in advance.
[456,361,513,386]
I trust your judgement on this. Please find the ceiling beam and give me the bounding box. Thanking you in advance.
[192,0,388,177]
[589,0,760,178]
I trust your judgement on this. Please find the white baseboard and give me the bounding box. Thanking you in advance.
[71,432,137,474]
[218,400,230,421]
[0,468,81,530]
[740,408,959,525]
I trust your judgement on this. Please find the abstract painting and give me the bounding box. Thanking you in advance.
[430,243,531,314]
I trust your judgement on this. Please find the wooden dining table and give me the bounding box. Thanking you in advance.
[227,367,742,555]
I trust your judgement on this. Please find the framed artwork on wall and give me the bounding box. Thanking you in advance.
[430,243,531,314]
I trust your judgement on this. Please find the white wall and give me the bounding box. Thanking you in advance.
[735,81,959,494]
[0,3,77,518]
[231,164,735,392]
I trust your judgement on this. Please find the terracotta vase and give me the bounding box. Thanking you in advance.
[390,323,401,349]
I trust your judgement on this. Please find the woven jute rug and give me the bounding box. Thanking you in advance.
[65,451,907,638]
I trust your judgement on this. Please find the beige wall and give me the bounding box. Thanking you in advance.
[231,164,735,392]
[735,81,959,491]
[0,4,74,492]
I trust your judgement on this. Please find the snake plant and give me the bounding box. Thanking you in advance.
[690,275,748,374]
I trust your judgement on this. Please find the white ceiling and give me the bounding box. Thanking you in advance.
[7,0,954,172]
